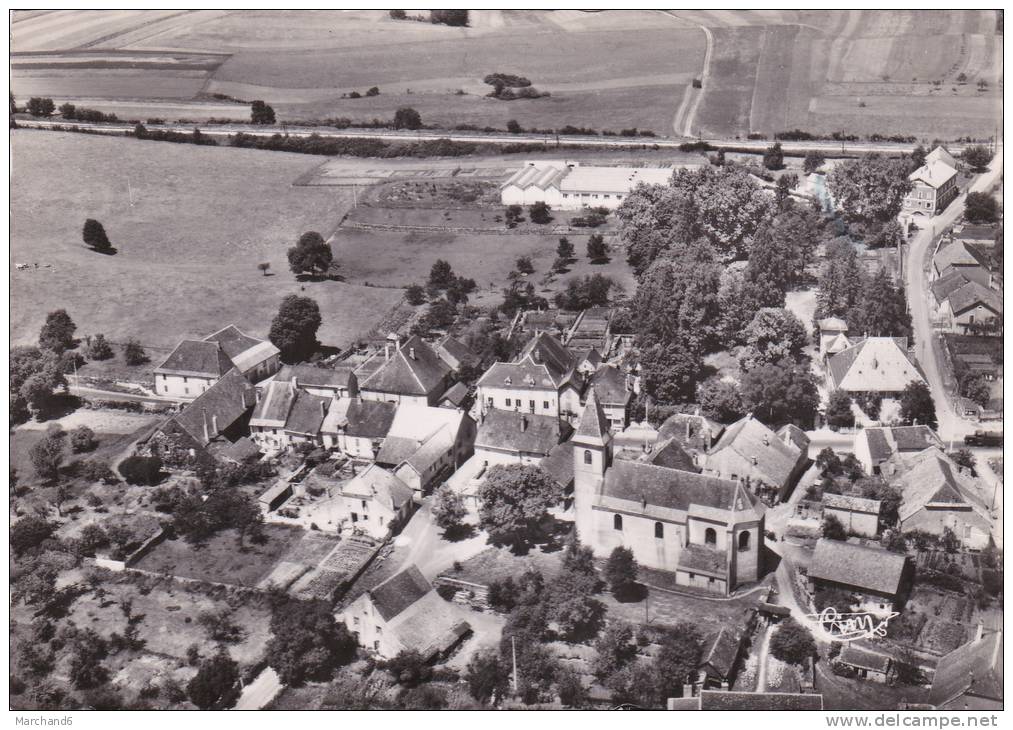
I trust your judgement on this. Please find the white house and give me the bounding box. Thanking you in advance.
[901,147,958,218]
[477,332,583,421]
[248,378,331,449]
[154,325,280,399]
[358,336,454,407]
[374,404,476,496]
[320,397,397,458]
[826,337,925,397]
[309,463,415,539]
[500,161,675,211]
[852,425,944,476]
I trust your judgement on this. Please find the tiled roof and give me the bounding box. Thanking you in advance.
[476,410,565,456]
[220,436,261,463]
[828,338,924,392]
[575,390,610,443]
[677,543,728,577]
[376,436,419,467]
[477,360,560,391]
[700,627,742,678]
[709,415,803,487]
[894,449,990,527]
[276,364,355,390]
[658,412,724,452]
[368,564,432,622]
[155,340,235,378]
[341,464,414,513]
[908,158,957,189]
[518,332,576,386]
[388,590,470,660]
[322,397,397,440]
[540,440,575,488]
[946,281,1002,317]
[823,493,881,514]
[171,369,256,446]
[285,390,331,435]
[360,336,450,397]
[926,146,957,168]
[250,379,297,428]
[777,424,810,452]
[435,335,478,370]
[697,691,824,711]
[645,438,698,472]
[808,539,907,595]
[439,382,470,407]
[203,324,262,360]
[840,644,891,673]
[931,270,971,304]
[860,426,943,464]
[929,631,1003,708]
[955,224,1000,243]
[591,365,631,406]
[936,240,982,271]
[501,164,568,192]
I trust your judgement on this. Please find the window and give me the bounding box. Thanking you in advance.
[183,376,188,383]
[373,641,380,651]
[505,398,512,407]
[708,577,715,585]
[184,387,189,395]
[655,522,664,539]
[705,528,716,545]
[613,514,623,531]
[362,500,368,509]
[529,400,535,413]
[487,397,493,407]
[584,449,593,465]
[543,401,550,410]
[739,531,750,551]
[379,516,384,526]
[375,626,382,635]
[353,616,360,626]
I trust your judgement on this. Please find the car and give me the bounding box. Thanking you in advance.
[964,431,1003,447]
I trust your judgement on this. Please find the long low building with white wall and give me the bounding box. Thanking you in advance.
[500,160,676,210]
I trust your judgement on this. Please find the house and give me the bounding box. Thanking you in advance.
[893,449,993,550]
[142,369,257,466]
[589,365,633,432]
[852,425,944,475]
[438,382,470,410]
[838,644,891,683]
[374,405,475,496]
[807,539,912,615]
[309,463,414,538]
[154,326,280,399]
[202,325,281,383]
[248,379,331,449]
[697,627,745,688]
[901,148,958,217]
[817,317,851,360]
[258,480,293,512]
[671,690,824,711]
[434,334,479,375]
[657,411,725,455]
[477,332,582,421]
[500,160,674,211]
[928,625,1003,710]
[573,392,765,595]
[321,397,397,458]
[474,409,567,463]
[341,565,470,659]
[274,364,358,399]
[826,337,925,397]
[703,414,810,503]
[613,420,661,456]
[933,240,995,287]
[822,493,881,538]
[575,347,603,376]
[935,280,1003,335]
[358,336,454,407]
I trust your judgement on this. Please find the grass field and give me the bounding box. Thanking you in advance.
[11,130,401,351]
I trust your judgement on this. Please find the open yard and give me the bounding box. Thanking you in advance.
[11,130,402,351]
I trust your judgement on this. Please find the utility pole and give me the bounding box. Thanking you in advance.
[511,636,519,695]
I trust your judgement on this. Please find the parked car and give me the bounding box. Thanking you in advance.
[964,431,1003,447]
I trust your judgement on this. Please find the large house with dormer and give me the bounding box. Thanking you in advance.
[154,325,280,399]
[902,147,958,218]
[826,337,925,398]
[573,392,765,595]
[358,336,454,407]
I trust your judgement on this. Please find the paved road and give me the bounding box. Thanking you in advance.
[904,146,1003,442]
[234,667,282,710]
[16,117,979,157]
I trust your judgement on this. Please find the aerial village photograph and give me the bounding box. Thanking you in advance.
[7,7,1004,717]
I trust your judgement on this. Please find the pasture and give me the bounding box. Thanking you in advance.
[10,130,401,351]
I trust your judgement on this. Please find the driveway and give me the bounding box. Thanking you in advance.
[234,667,282,710]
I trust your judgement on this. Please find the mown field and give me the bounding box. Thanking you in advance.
[10,130,401,350]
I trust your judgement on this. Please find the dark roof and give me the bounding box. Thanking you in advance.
[777,423,810,452]
[361,336,451,396]
[368,565,431,622]
[540,441,575,488]
[709,415,803,487]
[375,435,418,467]
[250,379,297,425]
[601,460,762,517]
[840,644,891,673]
[862,425,942,463]
[344,399,397,439]
[658,412,724,452]
[477,360,562,391]
[700,627,742,678]
[591,365,631,406]
[931,270,971,304]
[436,335,479,370]
[935,240,980,271]
[439,382,470,407]
[575,390,610,441]
[954,224,999,243]
[203,324,263,360]
[864,428,893,463]
[808,539,907,596]
[276,364,355,390]
[698,691,824,711]
[646,438,698,472]
[518,332,576,385]
[220,436,261,463]
[946,281,1002,316]
[285,390,330,435]
[476,410,565,456]
[678,544,728,577]
[822,493,881,514]
[929,631,1003,707]
[170,369,256,446]
[155,340,235,378]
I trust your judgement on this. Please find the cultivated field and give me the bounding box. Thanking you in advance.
[10,130,402,351]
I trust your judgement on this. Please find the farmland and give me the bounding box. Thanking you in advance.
[10,130,402,351]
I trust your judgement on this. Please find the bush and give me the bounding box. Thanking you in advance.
[70,425,98,453]
[124,339,149,366]
[964,192,999,223]
[393,107,423,130]
[118,456,164,486]
[86,334,114,360]
[769,618,816,665]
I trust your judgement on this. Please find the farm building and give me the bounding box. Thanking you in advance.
[821,493,881,538]
[929,624,1003,711]
[474,408,568,463]
[154,325,280,399]
[341,565,470,660]
[901,147,958,218]
[657,411,725,455]
[477,332,583,421]
[838,644,892,683]
[321,397,397,458]
[358,336,454,407]
[273,364,358,399]
[248,378,331,450]
[933,239,998,287]
[573,393,765,594]
[697,626,746,688]
[826,337,925,398]
[434,334,479,374]
[500,160,674,210]
[374,404,476,496]
[852,425,944,476]
[807,539,912,615]
[931,278,1002,335]
[307,463,414,539]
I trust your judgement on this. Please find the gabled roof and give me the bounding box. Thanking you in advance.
[439,382,470,408]
[202,325,278,373]
[823,493,881,515]
[435,335,478,371]
[367,564,432,621]
[341,464,414,513]
[828,337,924,392]
[859,426,943,464]
[155,339,235,378]
[501,163,568,192]
[360,336,451,397]
[250,379,298,428]
[931,270,971,304]
[808,539,907,595]
[322,397,397,439]
[575,390,610,445]
[276,364,356,390]
[658,412,724,452]
[929,631,1003,708]
[169,369,256,446]
[645,438,698,472]
[700,627,742,678]
[935,240,982,272]
[518,332,576,386]
[817,317,849,333]
[285,390,331,435]
[477,360,561,391]
[840,644,891,673]
[946,281,1003,317]
[540,440,575,488]
[926,146,957,168]
[678,543,728,577]
[894,449,991,527]
[709,415,803,487]
[777,423,810,452]
[591,365,631,406]
[908,158,957,189]
[475,409,566,457]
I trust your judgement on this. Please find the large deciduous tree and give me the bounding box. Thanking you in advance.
[187,650,241,709]
[846,268,911,338]
[287,231,334,277]
[738,308,810,371]
[769,618,816,665]
[826,154,912,224]
[265,597,356,685]
[899,380,937,429]
[697,377,745,423]
[250,100,276,125]
[82,219,111,252]
[39,309,77,354]
[477,464,562,545]
[965,192,999,223]
[269,295,322,363]
[740,357,819,429]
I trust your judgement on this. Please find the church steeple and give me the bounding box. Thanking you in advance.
[575,389,611,447]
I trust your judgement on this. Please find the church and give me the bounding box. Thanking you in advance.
[572,392,765,595]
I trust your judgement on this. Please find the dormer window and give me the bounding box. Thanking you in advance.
[504,376,512,385]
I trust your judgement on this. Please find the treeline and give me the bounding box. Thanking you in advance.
[774,129,917,144]
[134,124,219,146]
[59,103,119,123]
[228,132,478,158]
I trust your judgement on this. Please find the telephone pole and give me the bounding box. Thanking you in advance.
[511,636,519,695]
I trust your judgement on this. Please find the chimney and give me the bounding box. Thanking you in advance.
[409,346,416,360]
[202,408,210,443]
[682,683,695,699]
[520,415,528,432]
[751,455,758,466]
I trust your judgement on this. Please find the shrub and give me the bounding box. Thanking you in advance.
[118,456,163,486]
[70,425,98,453]
[123,339,149,366]
[86,334,114,360]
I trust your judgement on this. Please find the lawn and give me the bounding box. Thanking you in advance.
[11,130,402,351]
[132,523,307,587]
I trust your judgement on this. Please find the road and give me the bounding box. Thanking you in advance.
[15,117,977,157]
[662,10,714,137]
[754,624,773,691]
[234,667,282,710]
[903,145,1003,442]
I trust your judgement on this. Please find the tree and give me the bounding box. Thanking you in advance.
[528,201,551,224]
[124,339,148,366]
[965,192,999,223]
[961,145,993,172]
[591,621,636,679]
[769,618,816,665]
[39,309,76,354]
[85,333,113,360]
[250,100,276,125]
[847,268,911,338]
[871,220,905,251]
[198,607,244,644]
[556,666,589,708]
[697,377,744,422]
[740,357,819,429]
[269,295,322,363]
[68,629,109,689]
[653,624,703,699]
[187,650,240,709]
[553,274,616,310]
[586,233,609,262]
[504,204,524,228]
[556,236,574,260]
[738,308,809,371]
[826,154,912,223]
[603,546,638,598]
[428,259,455,290]
[30,433,64,484]
[27,97,54,117]
[822,513,847,540]
[763,142,784,170]
[899,380,937,429]
[825,391,855,430]
[70,425,97,453]
[909,145,927,170]
[118,455,163,485]
[82,219,111,252]
[506,119,522,134]
[265,597,356,685]
[465,650,507,704]
[607,662,660,708]
[405,284,426,305]
[961,374,991,408]
[515,256,535,275]
[477,464,562,545]
[430,9,469,26]
[432,483,468,535]
[257,262,271,276]
[10,516,56,556]
[287,231,334,277]
[803,151,825,174]
[816,237,864,319]
[393,107,422,130]
[638,343,704,405]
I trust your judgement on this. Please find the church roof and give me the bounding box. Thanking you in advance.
[575,390,610,444]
